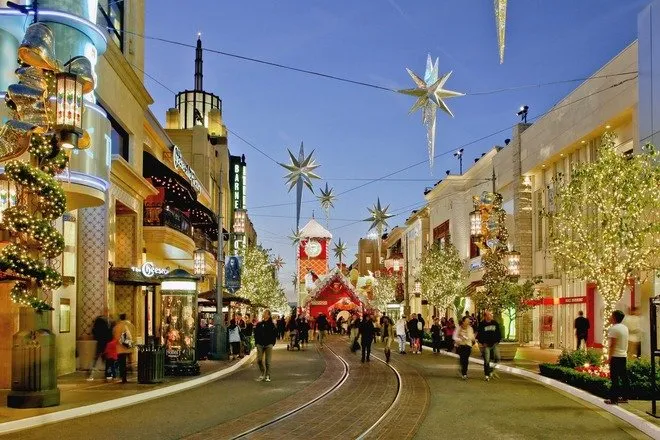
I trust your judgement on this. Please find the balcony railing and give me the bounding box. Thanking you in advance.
[193,230,218,256]
[144,203,192,238]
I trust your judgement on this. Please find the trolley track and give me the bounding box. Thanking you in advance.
[229,345,350,439]
[229,341,403,440]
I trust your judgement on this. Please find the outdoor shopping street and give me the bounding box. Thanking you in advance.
[1,336,656,440]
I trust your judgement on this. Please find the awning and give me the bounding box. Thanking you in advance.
[198,290,251,305]
[190,201,218,241]
[109,267,162,285]
[143,152,196,207]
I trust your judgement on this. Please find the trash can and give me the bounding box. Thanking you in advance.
[137,345,165,384]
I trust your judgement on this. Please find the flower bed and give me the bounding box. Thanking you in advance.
[540,352,660,400]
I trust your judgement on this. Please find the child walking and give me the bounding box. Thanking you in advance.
[104,337,118,382]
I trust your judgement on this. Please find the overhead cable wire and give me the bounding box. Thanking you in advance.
[114,26,637,96]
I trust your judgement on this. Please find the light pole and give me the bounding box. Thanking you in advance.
[454,148,464,174]
[210,169,228,360]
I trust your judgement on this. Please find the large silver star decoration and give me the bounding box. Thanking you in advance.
[399,55,464,169]
[272,255,285,271]
[279,142,321,230]
[333,238,348,264]
[288,229,303,247]
[317,182,336,214]
[364,197,394,233]
[495,0,507,64]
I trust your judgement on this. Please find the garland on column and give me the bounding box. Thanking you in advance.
[0,23,93,311]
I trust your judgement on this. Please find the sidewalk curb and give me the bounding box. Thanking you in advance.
[0,350,257,435]
[439,350,660,439]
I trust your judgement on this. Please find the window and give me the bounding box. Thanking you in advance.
[469,236,480,259]
[103,108,129,161]
[99,1,124,51]
[365,255,372,264]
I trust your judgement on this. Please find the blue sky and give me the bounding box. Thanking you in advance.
[145,0,647,299]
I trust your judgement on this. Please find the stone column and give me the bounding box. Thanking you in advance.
[512,123,533,279]
[76,203,109,368]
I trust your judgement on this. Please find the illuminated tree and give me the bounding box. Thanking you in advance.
[548,132,660,345]
[419,243,467,314]
[239,245,286,309]
[371,272,398,312]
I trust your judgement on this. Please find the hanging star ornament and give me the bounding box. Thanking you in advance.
[333,238,348,265]
[364,198,394,233]
[398,55,464,169]
[317,182,336,224]
[494,0,507,64]
[272,255,285,271]
[288,229,303,247]
[279,142,321,230]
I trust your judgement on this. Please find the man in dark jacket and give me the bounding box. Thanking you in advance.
[316,313,329,348]
[407,314,420,354]
[476,310,502,381]
[358,314,375,362]
[574,311,590,350]
[254,310,277,382]
[88,315,111,381]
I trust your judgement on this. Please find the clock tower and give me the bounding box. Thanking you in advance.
[297,219,332,306]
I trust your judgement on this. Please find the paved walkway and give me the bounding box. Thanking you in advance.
[1,346,325,440]
[0,359,233,424]
[392,350,652,440]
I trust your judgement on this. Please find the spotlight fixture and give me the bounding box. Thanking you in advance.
[445,170,450,176]
[453,148,464,174]
[504,139,511,146]
[517,105,529,123]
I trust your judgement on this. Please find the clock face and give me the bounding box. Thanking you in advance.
[304,240,322,258]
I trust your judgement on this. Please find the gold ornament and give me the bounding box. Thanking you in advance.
[18,23,60,71]
[0,120,34,162]
[6,83,49,131]
[15,66,47,90]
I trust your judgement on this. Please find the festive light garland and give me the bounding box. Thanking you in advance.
[419,242,467,312]
[2,206,65,258]
[4,160,66,220]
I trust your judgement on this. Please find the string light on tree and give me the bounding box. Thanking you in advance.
[548,132,660,351]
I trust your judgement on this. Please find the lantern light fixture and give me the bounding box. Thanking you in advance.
[505,249,521,277]
[54,71,84,149]
[469,209,482,238]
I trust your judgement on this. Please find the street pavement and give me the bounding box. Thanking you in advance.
[389,347,651,440]
[1,344,324,440]
[1,336,654,440]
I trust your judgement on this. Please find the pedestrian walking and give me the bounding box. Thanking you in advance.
[112,313,134,384]
[417,313,425,353]
[430,317,442,353]
[574,310,590,350]
[358,313,375,362]
[243,314,254,354]
[349,316,360,352]
[316,313,329,348]
[605,310,630,404]
[407,314,420,354]
[454,316,476,380]
[254,309,277,382]
[298,316,310,349]
[87,315,111,381]
[444,318,456,352]
[395,316,408,354]
[277,316,286,340]
[382,316,395,363]
[228,319,242,360]
[103,337,118,382]
[476,310,501,381]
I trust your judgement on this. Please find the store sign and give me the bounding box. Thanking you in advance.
[132,262,169,278]
[230,156,246,210]
[233,209,246,234]
[173,145,202,193]
[525,296,587,306]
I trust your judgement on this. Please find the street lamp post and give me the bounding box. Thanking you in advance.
[210,169,228,360]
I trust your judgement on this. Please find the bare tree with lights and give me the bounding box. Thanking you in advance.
[548,132,660,346]
[371,272,398,313]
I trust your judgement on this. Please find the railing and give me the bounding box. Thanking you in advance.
[193,230,218,256]
[143,203,192,238]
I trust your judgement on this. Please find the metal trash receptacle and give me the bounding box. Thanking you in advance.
[137,345,165,384]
